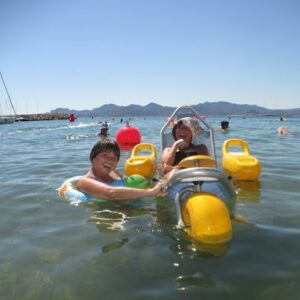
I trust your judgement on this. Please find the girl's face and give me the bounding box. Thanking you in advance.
[175,124,192,143]
[93,150,118,175]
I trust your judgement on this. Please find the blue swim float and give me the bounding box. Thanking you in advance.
[58,174,149,203]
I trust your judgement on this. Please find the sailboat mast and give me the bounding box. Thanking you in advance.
[0,72,17,116]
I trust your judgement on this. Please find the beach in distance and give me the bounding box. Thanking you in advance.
[1,115,300,299]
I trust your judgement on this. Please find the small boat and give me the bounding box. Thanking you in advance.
[222,139,261,181]
[0,72,17,124]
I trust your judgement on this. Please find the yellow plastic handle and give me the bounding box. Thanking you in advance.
[131,143,157,160]
[223,139,250,155]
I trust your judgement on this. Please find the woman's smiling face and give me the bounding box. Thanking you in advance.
[175,124,192,143]
[93,151,118,175]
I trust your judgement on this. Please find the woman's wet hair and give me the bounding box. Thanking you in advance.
[90,139,120,162]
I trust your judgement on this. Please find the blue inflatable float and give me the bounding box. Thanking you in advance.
[58,174,149,203]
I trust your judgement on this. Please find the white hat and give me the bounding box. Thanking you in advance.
[173,117,203,137]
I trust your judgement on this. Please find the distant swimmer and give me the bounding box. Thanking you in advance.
[277,126,293,135]
[220,120,229,132]
[97,127,109,139]
[280,116,285,121]
[97,122,109,139]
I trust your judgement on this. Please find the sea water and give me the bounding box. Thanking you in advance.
[1,115,300,299]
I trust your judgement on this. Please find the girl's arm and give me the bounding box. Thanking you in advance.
[76,177,166,200]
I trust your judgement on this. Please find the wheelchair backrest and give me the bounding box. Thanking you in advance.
[160,106,217,163]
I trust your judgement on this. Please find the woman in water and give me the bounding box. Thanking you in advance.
[76,140,166,200]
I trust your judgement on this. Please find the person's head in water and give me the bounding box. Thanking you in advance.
[220,121,229,130]
[277,126,293,135]
[100,127,108,135]
[90,140,120,162]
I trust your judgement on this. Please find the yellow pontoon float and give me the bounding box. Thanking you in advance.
[124,143,157,179]
[222,139,261,181]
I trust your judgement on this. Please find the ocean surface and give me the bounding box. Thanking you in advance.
[1,114,300,300]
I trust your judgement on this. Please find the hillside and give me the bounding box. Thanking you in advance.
[51,101,300,117]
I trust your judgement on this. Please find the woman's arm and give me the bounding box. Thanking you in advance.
[161,139,187,166]
[76,177,166,200]
[159,139,189,175]
[158,162,179,176]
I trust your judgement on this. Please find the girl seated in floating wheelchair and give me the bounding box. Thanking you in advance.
[159,116,215,175]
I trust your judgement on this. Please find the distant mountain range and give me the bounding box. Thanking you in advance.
[51,101,300,117]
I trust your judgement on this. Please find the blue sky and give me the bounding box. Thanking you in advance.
[1,0,299,114]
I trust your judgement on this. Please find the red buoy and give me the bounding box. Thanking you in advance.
[116,123,141,150]
[69,113,75,122]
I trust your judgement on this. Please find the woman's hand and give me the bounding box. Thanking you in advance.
[174,138,189,150]
[149,180,167,197]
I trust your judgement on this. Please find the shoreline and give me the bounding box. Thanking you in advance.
[16,112,69,121]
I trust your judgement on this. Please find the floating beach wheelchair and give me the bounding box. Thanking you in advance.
[160,106,236,247]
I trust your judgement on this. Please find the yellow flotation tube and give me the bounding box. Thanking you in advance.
[222,139,261,181]
[125,143,157,179]
[182,192,232,244]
